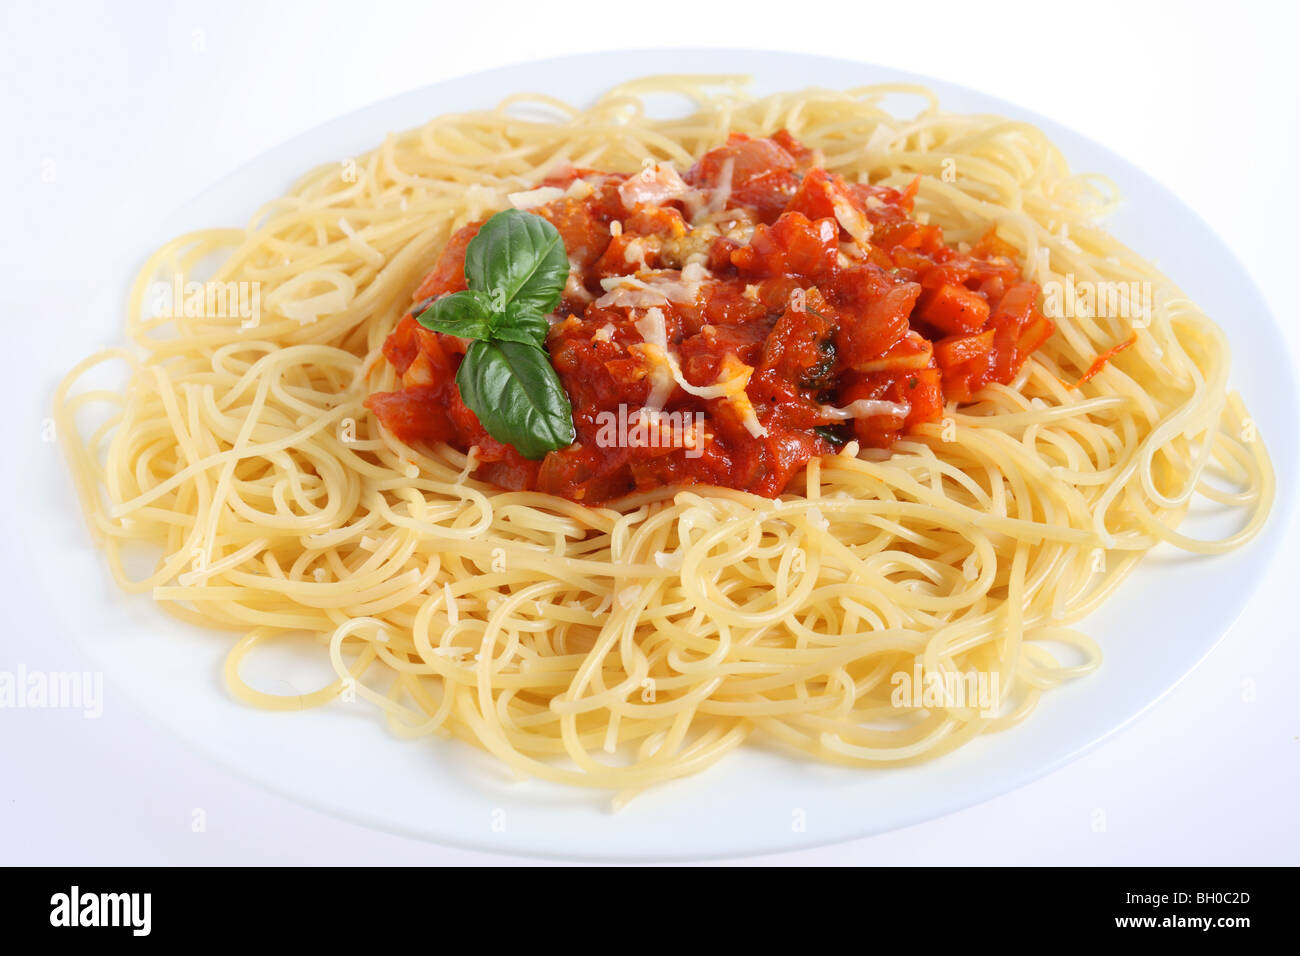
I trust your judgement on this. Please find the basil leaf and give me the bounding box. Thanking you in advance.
[408,210,576,463]
[489,303,550,347]
[415,290,491,340]
[455,340,575,459]
[464,209,569,317]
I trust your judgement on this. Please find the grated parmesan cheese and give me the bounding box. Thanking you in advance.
[594,263,709,309]
[618,163,691,208]
[818,398,911,421]
[338,217,384,266]
[565,179,595,200]
[700,156,735,218]
[631,307,767,435]
[831,194,872,245]
[508,186,565,210]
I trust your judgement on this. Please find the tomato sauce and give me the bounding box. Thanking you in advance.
[365,132,1053,503]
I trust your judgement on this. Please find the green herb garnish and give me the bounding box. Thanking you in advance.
[416,209,575,459]
[814,424,852,447]
[798,337,837,390]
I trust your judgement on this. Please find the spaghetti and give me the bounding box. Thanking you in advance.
[55,75,1274,799]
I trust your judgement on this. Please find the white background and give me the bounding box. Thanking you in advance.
[1,0,1297,865]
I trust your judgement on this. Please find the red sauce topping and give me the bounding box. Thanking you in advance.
[365,132,1053,503]
[1072,332,1136,388]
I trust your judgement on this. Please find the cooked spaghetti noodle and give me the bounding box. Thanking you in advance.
[54,75,1273,799]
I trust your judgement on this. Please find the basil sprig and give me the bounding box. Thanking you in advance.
[416,209,575,460]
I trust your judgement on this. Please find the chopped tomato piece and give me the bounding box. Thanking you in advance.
[688,133,800,221]
[413,221,481,301]
[903,367,945,427]
[856,330,934,373]
[364,387,455,444]
[971,226,1020,260]
[1018,314,1055,357]
[935,329,996,369]
[834,282,920,370]
[918,283,991,335]
[732,211,838,277]
[990,281,1039,327]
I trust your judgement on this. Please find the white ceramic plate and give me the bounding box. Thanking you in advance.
[15,49,1295,861]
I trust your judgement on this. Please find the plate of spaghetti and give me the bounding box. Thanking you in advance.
[41,49,1289,859]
